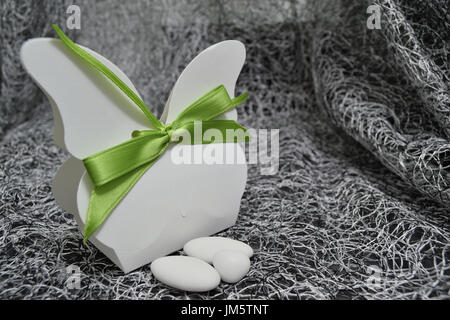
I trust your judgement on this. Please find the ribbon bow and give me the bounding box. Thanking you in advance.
[52,25,249,242]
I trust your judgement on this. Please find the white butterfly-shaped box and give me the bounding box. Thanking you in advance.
[21,37,248,273]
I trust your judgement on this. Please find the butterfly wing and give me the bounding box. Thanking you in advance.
[21,38,152,159]
[160,40,246,124]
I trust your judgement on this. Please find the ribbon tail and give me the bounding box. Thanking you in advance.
[230,92,248,109]
[83,160,155,243]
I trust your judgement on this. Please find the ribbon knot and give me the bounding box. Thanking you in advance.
[163,123,174,140]
[132,123,173,139]
[52,25,249,242]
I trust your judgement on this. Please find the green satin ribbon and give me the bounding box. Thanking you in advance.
[52,25,249,242]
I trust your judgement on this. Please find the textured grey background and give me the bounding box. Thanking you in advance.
[0,0,449,299]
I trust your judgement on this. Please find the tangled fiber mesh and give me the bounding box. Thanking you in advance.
[0,0,449,299]
[312,0,450,206]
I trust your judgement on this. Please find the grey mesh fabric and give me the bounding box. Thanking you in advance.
[0,0,449,299]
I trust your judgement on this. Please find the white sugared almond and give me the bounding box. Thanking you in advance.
[213,250,250,283]
[183,237,253,263]
[151,256,220,292]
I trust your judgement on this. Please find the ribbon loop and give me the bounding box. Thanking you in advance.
[172,120,250,144]
[174,85,248,125]
[83,131,169,188]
